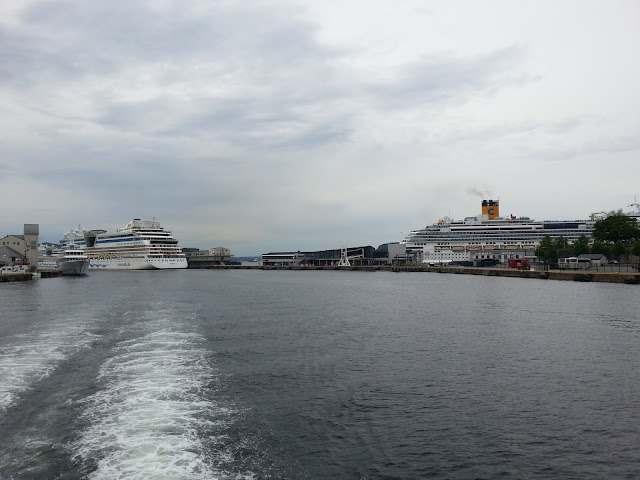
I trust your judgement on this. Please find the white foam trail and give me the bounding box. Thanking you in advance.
[0,315,97,411]
[73,324,247,480]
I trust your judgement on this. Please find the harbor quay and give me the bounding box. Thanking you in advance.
[0,272,33,282]
[190,264,640,285]
[0,269,64,281]
[2,260,638,285]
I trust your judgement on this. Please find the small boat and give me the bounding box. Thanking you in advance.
[58,246,89,275]
[1,260,30,273]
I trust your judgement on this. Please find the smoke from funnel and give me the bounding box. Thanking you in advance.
[467,187,492,199]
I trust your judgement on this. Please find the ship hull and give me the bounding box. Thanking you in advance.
[59,259,90,275]
[88,257,187,270]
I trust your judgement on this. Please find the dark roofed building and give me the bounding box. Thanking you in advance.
[577,254,608,266]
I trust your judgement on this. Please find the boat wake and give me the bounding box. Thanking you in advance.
[0,314,98,411]
[71,314,252,480]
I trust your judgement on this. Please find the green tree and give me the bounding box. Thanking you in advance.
[611,242,625,259]
[631,241,640,269]
[591,240,607,254]
[555,237,572,260]
[593,213,640,244]
[573,235,590,256]
[535,235,557,262]
[555,237,569,249]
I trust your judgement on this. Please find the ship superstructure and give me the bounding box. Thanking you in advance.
[60,219,187,270]
[403,200,595,265]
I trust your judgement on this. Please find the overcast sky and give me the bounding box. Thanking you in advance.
[1,0,639,254]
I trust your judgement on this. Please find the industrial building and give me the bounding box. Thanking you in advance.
[0,224,39,271]
[262,243,407,267]
[183,247,233,267]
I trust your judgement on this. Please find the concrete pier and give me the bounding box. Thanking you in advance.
[39,269,63,278]
[399,265,640,284]
[193,264,640,285]
[0,272,33,282]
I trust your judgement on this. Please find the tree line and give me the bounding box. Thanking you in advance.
[535,212,640,262]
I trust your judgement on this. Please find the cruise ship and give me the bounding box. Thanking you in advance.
[403,200,595,265]
[60,219,187,270]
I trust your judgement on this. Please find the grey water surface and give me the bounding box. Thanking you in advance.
[0,270,639,479]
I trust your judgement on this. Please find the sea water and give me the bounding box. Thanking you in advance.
[0,270,639,479]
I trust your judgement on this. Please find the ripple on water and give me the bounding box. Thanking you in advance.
[0,315,98,411]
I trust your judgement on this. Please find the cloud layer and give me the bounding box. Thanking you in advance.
[2,0,639,254]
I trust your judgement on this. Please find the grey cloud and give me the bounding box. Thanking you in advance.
[366,46,529,109]
[427,114,594,147]
[4,1,355,152]
[6,2,527,118]
[439,120,542,144]
[526,135,640,164]
[175,101,353,151]
[545,116,593,134]
[27,153,246,223]
[2,1,568,254]
[94,93,352,152]
[12,0,334,81]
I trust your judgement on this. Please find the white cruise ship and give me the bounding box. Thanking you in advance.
[60,219,187,270]
[403,200,595,265]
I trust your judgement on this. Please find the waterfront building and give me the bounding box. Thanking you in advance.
[262,245,396,267]
[0,238,24,267]
[183,247,232,267]
[0,224,39,270]
[262,251,312,267]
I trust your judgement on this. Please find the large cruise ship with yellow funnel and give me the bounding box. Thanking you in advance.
[402,199,595,265]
